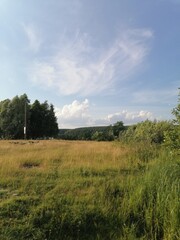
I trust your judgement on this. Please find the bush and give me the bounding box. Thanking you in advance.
[120,120,172,144]
[163,89,180,153]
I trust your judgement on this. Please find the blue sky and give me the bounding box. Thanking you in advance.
[0,0,179,128]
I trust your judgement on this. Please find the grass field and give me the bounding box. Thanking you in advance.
[0,140,179,240]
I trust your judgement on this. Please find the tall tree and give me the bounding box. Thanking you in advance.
[29,100,58,139]
[113,121,125,138]
[0,94,30,139]
[46,104,59,137]
[29,100,43,138]
[0,99,11,138]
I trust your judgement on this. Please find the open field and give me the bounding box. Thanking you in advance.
[0,140,179,240]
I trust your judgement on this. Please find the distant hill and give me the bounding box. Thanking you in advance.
[58,124,128,141]
[58,126,112,140]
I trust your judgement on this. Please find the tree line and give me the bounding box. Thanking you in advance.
[58,121,126,141]
[0,94,58,139]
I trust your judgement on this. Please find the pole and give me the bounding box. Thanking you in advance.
[24,101,27,140]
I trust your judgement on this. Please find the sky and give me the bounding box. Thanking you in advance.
[0,0,179,128]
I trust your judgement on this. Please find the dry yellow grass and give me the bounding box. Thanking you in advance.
[0,140,132,177]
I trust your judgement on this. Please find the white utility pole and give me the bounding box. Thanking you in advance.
[24,101,27,139]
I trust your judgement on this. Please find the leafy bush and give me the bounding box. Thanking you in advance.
[120,120,172,144]
[163,89,180,152]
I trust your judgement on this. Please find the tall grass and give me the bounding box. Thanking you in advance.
[122,150,180,240]
[0,140,179,239]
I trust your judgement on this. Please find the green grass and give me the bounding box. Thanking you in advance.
[0,140,179,239]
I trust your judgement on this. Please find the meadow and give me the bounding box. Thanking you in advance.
[0,140,179,240]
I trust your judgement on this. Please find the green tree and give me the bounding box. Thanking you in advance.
[113,121,125,138]
[29,100,58,139]
[92,131,104,141]
[164,89,180,151]
[29,100,43,138]
[91,129,114,141]
[44,103,58,137]
[0,99,11,138]
[0,94,30,139]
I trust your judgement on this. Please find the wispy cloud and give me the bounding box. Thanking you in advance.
[22,23,42,52]
[56,99,155,128]
[30,28,153,96]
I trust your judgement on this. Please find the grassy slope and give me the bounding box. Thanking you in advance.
[0,140,179,240]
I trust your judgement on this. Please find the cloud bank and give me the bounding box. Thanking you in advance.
[56,99,154,128]
[30,28,153,96]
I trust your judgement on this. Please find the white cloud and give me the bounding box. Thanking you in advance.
[22,23,42,52]
[56,99,91,128]
[55,99,155,128]
[30,28,153,96]
[104,110,154,125]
